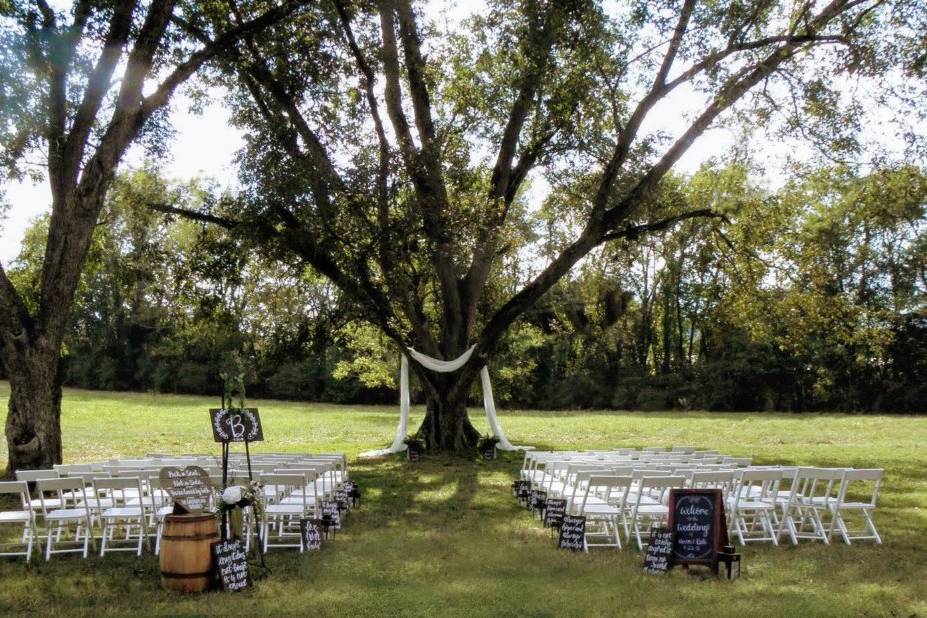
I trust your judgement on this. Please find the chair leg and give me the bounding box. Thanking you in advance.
[100,520,108,557]
[45,527,53,561]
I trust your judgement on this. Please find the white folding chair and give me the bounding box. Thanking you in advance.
[829,469,883,544]
[627,476,685,550]
[575,476,631,551]
[37,478,94,560]
[0,481,37,561]
[778,467,844,545]
[729,469,781,545]
[262,473,317,551]
[94,477,148,556]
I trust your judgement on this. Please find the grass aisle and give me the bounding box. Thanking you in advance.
[1,383,925,616]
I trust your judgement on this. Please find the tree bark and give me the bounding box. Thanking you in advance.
[4,348,63,474]
[416,377,481,452]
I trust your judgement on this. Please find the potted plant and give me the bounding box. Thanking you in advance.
[477,435,500,461]
[403,435,425,461]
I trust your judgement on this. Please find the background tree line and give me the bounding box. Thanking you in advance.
[4,161,924,412]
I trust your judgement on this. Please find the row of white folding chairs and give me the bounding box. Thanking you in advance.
[540,465,883,552]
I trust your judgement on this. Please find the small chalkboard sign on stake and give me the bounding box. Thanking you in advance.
[299,518,323,552]
[558,515,586,551]
[321,501,341,531]
[667,488,728,572]
[530,489,547,518]
[212,539,250,591]
[544,499,567,529]
[643,527,674,575]
[514,481,531,506]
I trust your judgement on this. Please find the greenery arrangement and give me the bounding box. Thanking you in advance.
[215,480,265,542]
[403,435,425,453]
[477,435,500,453]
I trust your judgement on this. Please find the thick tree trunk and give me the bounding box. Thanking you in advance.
[416,373,481,453]
[4,351,63,475]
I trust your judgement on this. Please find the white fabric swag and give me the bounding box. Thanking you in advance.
[359,346,530,458]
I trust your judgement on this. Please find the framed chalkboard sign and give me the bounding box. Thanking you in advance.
[212,539,249,591]
[643,527,674,574]
[210,408,264,442]
[558,515,586,551]
[667,489,728,568]
[299,518,323,551]
[544,499,567,529]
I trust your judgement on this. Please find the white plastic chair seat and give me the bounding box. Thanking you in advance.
[101,507,143,519]
[156,506,173,519]
[0,510,32,523]
[266,503,308,515]
[583,503,620,515]
[730,500,773,510]
[829,501,874,511]
[81,498,115,510]
[635,504,669,515]
[280,496,318,505]
[46,508,88,521]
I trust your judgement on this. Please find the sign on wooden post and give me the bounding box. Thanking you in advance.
[667,489,728,569]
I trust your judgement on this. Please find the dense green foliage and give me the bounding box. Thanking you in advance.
[0,383,925,616]
[4,162,924,412]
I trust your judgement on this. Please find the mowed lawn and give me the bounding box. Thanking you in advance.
[0,382,925,617]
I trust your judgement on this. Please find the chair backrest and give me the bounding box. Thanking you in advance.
[0,481,32,510]
[793,467,844,506]
[93,476,143,507]
[15,469,59,482]
[735,468,784,502]
[260,472,310,511]
[577,475,632,514]
[36,477,88,514]
[689,470,736,497]
[837,469,883,507]
[630,475,685,511]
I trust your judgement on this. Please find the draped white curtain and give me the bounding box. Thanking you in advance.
[359,347,531,458]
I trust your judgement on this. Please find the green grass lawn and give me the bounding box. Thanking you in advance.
[0,381,925,617]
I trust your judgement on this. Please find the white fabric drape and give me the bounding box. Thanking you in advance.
[359,354,411,458]
[359,347,531,458]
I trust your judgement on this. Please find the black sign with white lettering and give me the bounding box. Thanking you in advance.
[212,539,249,591]
[299,518,323,551]
[668,489,727,567]
[513,480,531,506]
[335,487,350,511]
[643,527,674,574]
[529,489,547,515]
[321,501,341,530]
[544,499,567,529]
[482,448,496,461]
[558,515,586,551]
[209,408,264,443]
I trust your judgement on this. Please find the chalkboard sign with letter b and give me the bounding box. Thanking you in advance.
[210,408,264,443]
[667,489,727,569]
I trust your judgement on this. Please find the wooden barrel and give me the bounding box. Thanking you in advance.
[159,513,220,593]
